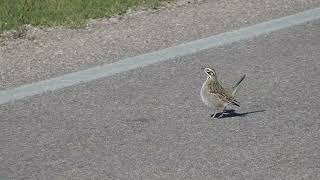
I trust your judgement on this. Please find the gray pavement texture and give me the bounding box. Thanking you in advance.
[1,0,320,90]
[1,19,320,179]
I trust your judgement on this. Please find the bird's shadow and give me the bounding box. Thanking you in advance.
[213,109,266,118]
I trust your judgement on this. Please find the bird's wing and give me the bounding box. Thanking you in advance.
[231,99,240,107]
[208,81,234,103]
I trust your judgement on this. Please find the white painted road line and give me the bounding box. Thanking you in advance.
[1,7,320,105]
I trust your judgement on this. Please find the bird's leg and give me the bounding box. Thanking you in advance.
[211,111,217,118]
[217,106,227,118]
[211,108,218,118]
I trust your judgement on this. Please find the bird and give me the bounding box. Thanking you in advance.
[200,67,245,118]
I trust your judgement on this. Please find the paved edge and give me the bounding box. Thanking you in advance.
[1,7,320,105]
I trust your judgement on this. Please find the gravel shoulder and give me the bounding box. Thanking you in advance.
[1,0,320,90]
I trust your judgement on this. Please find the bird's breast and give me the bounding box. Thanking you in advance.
[200,81,225,108]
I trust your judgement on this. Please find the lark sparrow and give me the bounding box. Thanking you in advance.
[200,67,245,118]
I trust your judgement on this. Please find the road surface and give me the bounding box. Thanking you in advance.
[1,3,320,180]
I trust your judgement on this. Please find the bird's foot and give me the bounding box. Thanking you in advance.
[217,112,224,118]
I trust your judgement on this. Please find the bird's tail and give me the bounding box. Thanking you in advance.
[232,74,246,97]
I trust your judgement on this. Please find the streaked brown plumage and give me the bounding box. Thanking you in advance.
[200,67,245,118]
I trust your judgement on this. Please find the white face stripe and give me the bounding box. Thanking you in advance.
[204,67,216,77]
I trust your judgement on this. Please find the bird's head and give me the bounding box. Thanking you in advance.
[203,67,216,79]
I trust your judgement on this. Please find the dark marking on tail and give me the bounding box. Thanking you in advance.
[233,74,246,89]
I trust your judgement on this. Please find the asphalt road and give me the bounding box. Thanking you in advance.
[1,13,320,180]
